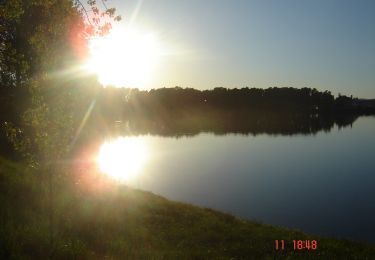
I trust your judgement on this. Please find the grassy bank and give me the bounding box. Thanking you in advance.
[1,156,374,259]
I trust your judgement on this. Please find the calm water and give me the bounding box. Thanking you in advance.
[98,116,375,243]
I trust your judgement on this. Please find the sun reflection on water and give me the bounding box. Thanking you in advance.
[97,137,149,182]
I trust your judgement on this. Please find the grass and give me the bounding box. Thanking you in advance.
[1,156,374,259]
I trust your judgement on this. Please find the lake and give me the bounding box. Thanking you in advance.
[95,115,375,243]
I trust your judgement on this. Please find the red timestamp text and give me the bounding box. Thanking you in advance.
[275,240,318,250]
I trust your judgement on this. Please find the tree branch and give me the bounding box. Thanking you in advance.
[75,0,93,27]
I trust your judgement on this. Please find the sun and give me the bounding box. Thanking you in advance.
[86,27,160,88]
[97,137,149,182]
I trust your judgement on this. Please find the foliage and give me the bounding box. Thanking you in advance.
[0,0,119,165]
[74,0,122,37]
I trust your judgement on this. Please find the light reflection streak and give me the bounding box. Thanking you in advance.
[97,137,149,182]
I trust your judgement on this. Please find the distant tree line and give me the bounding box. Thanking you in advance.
[94,86,374,123]
[70,86,373,139]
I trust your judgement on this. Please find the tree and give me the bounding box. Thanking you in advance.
[1,0,120,163]
[1,0,121,255]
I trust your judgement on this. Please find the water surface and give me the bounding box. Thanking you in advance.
[98,116,375,243]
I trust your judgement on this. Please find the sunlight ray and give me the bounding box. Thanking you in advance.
[69,99,96,150]
[130,0,144,25]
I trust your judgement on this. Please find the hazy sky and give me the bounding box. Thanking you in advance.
[110,0,375,97]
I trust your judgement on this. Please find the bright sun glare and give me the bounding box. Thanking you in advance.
[97,137,148,182]
[86,27,160,88]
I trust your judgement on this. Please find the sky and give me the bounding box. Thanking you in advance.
[109,0,375,98]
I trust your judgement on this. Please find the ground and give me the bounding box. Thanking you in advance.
[1,156,374,259]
